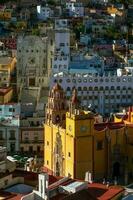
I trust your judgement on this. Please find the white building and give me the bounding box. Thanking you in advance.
[69,53,105,74]
[51,72,133,114]
[0,103,20,152]
[66,2,84,17]
[37,5,52,20]
[52,19,70,73]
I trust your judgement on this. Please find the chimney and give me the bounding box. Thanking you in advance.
[38,173,49,199]
[85,171,92,183]
[106,181,109,188]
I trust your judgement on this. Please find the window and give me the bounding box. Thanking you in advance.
[24,137,29,143]
[111,86,114,90]
[37,146,40,152]
[83,87,87,91]
[51,40,53,45]
[97,141,103,150]
[60,43,65,47]
[84,79,87,82]
[47,141,49,146]
[67,79,70,83]
[123,78,126,82]
[67,87,70,91]
[100,87,103,91]
[9,130,15,139]
[0,131,3,139]
[29,146,33,152]
[78,87,81,91]
[68,152,71,157]
[9,108,15,112]
[34,136,38,141]
[47,160,49,165]
[21,147,24,152]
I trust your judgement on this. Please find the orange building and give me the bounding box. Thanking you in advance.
[0,87,13,103]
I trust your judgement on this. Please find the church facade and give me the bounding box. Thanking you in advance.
[44,83,133,182]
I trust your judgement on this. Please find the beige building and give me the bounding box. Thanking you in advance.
[17,33,54,107]
[20,127,44,158]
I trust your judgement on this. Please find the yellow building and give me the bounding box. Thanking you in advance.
[44,84,133,182]
[114,108,133,124]
[0,10,11,20]
[0,56,16,87]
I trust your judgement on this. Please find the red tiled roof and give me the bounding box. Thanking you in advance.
[98,186,124,200]
[8,194,23,200]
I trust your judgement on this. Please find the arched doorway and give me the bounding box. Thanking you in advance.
[113,162,120,177]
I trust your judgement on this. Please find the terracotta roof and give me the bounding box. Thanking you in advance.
[41,167,124,200]
[0,87,12,96]
[99,186,124,200]
[94,122,125,131]
[0,190,23,200]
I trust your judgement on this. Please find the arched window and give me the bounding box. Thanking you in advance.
[78,87,81,91]
[67,87,70,91]
[62,114,65,120]
[62,103,65,109]
[83,87,87,91]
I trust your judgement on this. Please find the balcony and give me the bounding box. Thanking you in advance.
[0,138,5,141]
[9,137,16,140]
[21,140,43,144]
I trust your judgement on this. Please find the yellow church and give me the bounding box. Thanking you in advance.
[44,83,133,182]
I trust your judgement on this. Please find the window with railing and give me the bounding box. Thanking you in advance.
[9,130,15,140]
[0,131,3,140]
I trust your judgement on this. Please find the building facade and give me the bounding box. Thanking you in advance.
[52,19,70,73]
[20,127,44,158]
[0,103,20,153]
[50,73,133,114]
[37,5,52,20]
[0,56,16,87]
[17,35,53,89]
[17,34,54,106]
[44,83,133,181]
